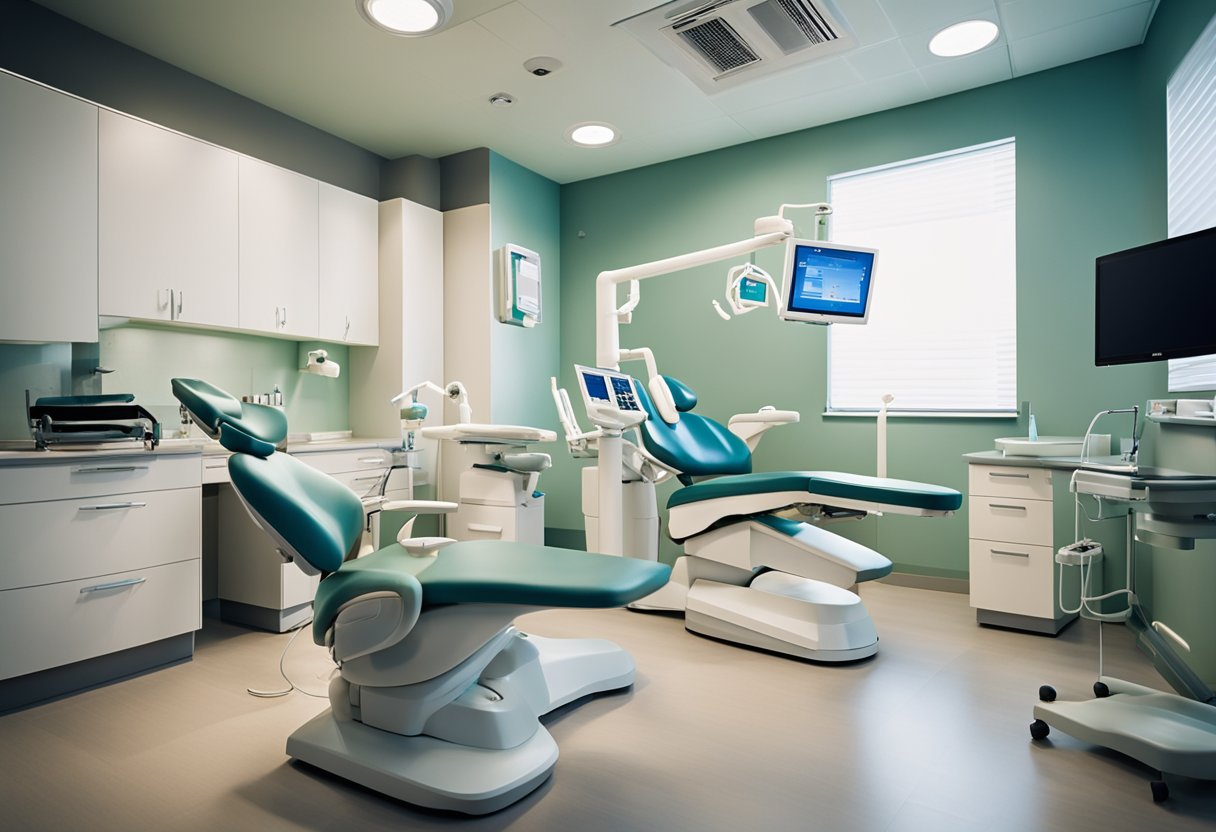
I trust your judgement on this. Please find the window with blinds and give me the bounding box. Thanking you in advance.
[826,139,1016,414]
[1167,15,1216,392]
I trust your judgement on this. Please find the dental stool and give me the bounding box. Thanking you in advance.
[630,376,961,662]
[170,379,670,815]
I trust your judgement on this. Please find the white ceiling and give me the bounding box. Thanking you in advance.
[29,0,1159,183]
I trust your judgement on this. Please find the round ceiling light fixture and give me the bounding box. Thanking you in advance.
[358,0,453,37]
[928,19,999,57]
[488,92,515,107]
[567,122,618,148]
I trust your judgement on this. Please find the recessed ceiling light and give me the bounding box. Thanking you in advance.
[488,92,514,107]
[929,20,999,57]
[568,123,618,147]
[357,0,453,37]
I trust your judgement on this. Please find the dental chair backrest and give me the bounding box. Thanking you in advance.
[170,378,364,575]
[634,376,752,485]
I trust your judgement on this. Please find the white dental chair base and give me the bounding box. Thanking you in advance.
[685,575,879,662]
[287,630,637,815]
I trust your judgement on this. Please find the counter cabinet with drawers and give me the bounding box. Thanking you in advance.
[0,450,202,711]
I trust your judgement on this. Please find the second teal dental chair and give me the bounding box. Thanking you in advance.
[627,376,962,662]
[171,378,669,815]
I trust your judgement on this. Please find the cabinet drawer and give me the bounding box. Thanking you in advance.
[969,495,1052,546]
[294,448,391,475]
[0,558,201,681]
[202,452,231,484]
[333,468,390,500]
[968,539,1055,619]
[0,487,200,591]
[0,453,201,505]
[968,464,1053,500]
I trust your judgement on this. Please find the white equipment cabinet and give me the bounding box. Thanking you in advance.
[319,183,379,346]
[967,462,1081,634]
[215,445,393,632]
[237,156,320,338]
[0,452,202,711]
[99,110,239,328]
[0,72,98,344]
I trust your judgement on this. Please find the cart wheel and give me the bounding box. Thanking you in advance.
[1094,681,1110,698]
[1038,685,1057,702]
[1030,719,1050,740]
[1151,779,1169,803]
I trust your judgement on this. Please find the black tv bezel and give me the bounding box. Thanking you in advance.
[1094,224,1216,367]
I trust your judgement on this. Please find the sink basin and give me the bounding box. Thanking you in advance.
[995,436,1108,457]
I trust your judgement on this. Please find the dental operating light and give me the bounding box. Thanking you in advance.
[358,0,453,36]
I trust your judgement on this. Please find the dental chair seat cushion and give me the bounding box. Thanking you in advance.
[668,471,963,513]
[228,452,365,574]
[312,541,672,644]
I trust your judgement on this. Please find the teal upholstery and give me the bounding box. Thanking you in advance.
[219,421,276,458]
[170,377,287,446]
[313,541,672,644]
[668,470,964,513]
[229,452,365,574]
[663,376,698,412]
[635,380,751,479]
[35,393,134,405]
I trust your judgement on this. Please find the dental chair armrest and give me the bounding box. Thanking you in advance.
[728,407,800,452]
[382,499,459,514]
[314,568,424,659]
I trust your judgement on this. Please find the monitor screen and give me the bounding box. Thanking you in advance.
[582,370,611,401]
[779,239,878,325]
[1095,225,1216,366]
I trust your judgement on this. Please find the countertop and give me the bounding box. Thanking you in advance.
[0,435,403,464]
[964,450,1134,471]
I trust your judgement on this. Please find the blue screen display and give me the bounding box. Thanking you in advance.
[786,244,874,317]
[583,372,610,401]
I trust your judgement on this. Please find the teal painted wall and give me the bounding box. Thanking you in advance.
[488,152,562,433]
[553,3,1216,579]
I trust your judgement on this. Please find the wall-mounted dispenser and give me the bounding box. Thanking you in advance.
[496,244,542,327]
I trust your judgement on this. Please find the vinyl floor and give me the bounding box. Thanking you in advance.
[2,582,1214,831]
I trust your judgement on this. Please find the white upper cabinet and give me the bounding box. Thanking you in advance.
[0,74,98,343]
[319,184,379,345]
[99,110,238,327]
[238,156,320,338]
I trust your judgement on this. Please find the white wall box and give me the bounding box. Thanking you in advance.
[0,73,98,343]
[238,156,320,338]
[319,184,379,345]
[99,111,239,328]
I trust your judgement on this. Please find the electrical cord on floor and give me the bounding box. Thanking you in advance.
[247,617,328,699]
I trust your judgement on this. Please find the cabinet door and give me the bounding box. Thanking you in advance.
[238,156,319,338]
[0,73,98,343]
[99,110,238,326]
[319,183,378,345]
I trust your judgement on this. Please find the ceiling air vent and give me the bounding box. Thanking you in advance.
[615,0,856,94]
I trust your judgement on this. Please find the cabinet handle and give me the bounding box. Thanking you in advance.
[358,457,385,464]
[988,503,1028,511]
[79,501,147,511]
[352,474,385,482]
[176,289,184,317]
[990,549,1030,558]
[71,465,149,474]
[80,577,147,594]
[468,523,504,534]
[282,305,288,327]
[344,316,351,338]
[989,472,1030,479]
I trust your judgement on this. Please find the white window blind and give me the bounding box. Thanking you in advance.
[826,139,1016,413]
[1167,15,1216,392]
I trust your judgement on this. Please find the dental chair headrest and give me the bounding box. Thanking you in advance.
[171,377,288,451]
[663,376,698,412]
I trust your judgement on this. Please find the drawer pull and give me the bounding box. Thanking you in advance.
[989,472,1030,479]
[988,503,1028,511]
[358,457,386,464]
[468,523,503,534]
[352,474,386,482]
[990,549,1030,558]
[80,577,147,594]
[79,501,148,511]
[72,465,149,474]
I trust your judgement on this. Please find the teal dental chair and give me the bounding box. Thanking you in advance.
[171,379,670,815]
[628,376,961,662]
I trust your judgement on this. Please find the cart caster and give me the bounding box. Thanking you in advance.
[1094,681,1110,698]
[1151,779,1169,803]
[1029,719,1050,740]
[1038,685,1057,702]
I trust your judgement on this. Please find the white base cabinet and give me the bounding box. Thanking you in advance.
[0,453,202,707]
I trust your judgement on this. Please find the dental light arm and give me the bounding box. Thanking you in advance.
[391,380,473,424]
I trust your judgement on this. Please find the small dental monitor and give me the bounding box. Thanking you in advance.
[575,365,641,413]
[1095,225,1216,366]
[779,238,878,325]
